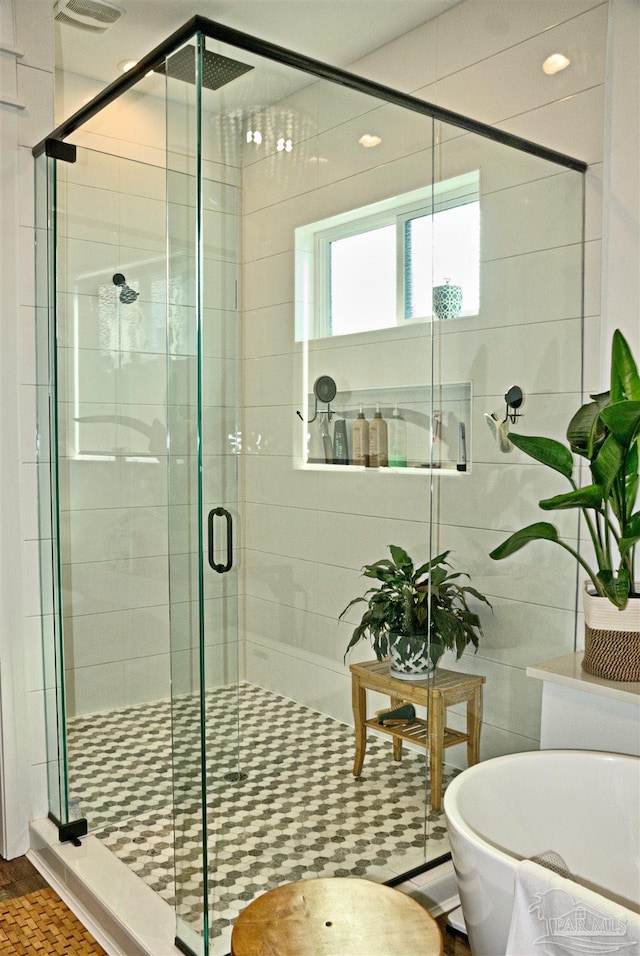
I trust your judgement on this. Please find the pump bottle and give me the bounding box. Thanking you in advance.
[388,404,407,467]
[369,404,388,467]
[351,406,369,467]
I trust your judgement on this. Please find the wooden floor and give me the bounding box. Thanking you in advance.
[0,856,106,955]
[436,911,473,956]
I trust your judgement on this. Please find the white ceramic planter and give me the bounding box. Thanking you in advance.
[387,634,442,681]
[582,582,640,682]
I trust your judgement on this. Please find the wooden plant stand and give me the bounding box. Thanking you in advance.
[349,659,485,811]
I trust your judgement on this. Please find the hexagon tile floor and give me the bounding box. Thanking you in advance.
[68,683,454,946]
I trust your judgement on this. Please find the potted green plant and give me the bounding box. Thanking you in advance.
[489,328,640,681]
[341,545,490,680]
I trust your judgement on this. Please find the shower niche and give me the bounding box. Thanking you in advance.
[301,381,472,471]
[33,15,585,956]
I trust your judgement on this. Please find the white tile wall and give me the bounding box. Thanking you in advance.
[496,86,605,166]
[53,157,170,717]
[424,4,607,127]
[311,149,436,227]
[45,139,243,720]
[431,2,602,81]
[315,105,434,190]
[436,318,583,397]
[239,0,607,760]
[244,641,318,709]
[17,62,54,147]
[600,0,640,366]
[481,174,584,260]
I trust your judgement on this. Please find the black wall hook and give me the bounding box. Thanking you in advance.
[504,385,524,424]
[296,375,337,423]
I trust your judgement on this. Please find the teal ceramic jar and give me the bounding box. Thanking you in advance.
[432,279,462,320]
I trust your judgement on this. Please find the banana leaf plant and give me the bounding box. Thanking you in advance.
[490,329,640,609]
[341,545,490,662]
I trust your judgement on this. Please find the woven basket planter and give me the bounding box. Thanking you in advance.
[582,583,640,682]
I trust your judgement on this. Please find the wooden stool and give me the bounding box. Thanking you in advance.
[230,877,443,956]
[350,659,485,811]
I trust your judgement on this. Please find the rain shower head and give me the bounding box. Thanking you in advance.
[113,273,139,304]
[154,46,253,91]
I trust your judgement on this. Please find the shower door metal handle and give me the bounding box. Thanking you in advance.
[208,507,233,573]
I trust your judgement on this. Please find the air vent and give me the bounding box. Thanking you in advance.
[54,0,124,33]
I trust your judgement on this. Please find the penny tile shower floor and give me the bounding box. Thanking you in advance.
[68,683,453,948]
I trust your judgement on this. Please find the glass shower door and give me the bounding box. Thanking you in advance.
[36,118,240,954]
[165,34,241,956]
[37,142,176,841]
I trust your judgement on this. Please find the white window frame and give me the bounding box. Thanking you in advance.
[295,171,480,342]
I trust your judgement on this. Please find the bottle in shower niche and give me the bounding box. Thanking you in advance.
[388,404,407,467]
[351,406,369,467]
[333,419,349,465]
[319,412,333,463]
[369,404,388,467]
[307,416,324,463]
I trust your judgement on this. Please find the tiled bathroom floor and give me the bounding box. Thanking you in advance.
[68,683,454,942]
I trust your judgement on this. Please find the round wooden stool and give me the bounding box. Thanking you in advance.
[230,877,443,956]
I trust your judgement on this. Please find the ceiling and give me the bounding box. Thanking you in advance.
[55,0,462,86]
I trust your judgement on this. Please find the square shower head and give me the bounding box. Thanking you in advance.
[155,45,254,91]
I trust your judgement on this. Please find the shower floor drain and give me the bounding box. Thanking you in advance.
[223,771,248,783]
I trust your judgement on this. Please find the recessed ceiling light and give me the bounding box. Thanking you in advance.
[117,59,138,73]
[359,133,382,148]
[542,53,570,76]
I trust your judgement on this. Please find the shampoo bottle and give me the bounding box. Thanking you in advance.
[369,404,388,467]
[333,419,349,465]
[351,406,369,467]
[307,418,324,463]
[457,422,467,472]
[388,404,407,467]
[319,412,333,464]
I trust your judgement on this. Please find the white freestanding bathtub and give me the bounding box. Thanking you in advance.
[443,750,640,956]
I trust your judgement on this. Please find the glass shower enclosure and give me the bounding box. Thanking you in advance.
[34,17,586,956]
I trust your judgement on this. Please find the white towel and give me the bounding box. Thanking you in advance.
[506,859,639,956]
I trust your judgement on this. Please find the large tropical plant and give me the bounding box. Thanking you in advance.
[490,329,640,609]
[341,545,490,663]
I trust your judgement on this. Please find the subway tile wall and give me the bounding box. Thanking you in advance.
[240,0,606,764]
[54,141,241,718]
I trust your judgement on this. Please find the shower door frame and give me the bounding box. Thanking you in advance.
[34,146,79,845]
[33,17,588,174]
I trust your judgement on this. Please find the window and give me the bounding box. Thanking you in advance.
[295,171,480,341]
[326,223,397,336]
